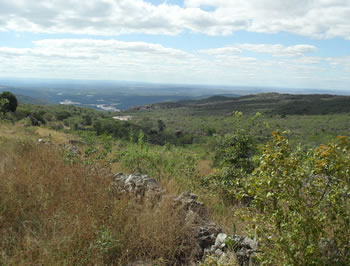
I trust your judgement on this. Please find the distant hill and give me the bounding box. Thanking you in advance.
[16,95,48,105]
[128,92,350,116]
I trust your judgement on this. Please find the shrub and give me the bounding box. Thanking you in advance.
[239,132,350,265]
[207,112,260,201]
[115,133,200,190]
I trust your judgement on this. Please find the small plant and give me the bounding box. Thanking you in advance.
[96,224,121,263]
[209,112,261,202]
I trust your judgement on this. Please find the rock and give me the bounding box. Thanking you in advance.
[112,173,165,204]
[215,233,228,247]
[215,249,224,257]
[172,192,222,259]
[217,251,238,265]
[207,234,258,266]
[173,192,209,223]
[242,237,258,251]
[197,223,222,250]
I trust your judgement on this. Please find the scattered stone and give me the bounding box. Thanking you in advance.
[110,173,258,265]
[173,192,209,223]
[207,233,258,266]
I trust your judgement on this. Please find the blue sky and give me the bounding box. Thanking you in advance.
[0,0,349,90]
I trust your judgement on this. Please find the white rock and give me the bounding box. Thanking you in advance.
[215,233,228,247]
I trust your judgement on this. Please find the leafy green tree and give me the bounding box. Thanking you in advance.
[0,91,17,114]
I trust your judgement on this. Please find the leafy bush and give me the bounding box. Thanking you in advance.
[56,111,71,121]
[207,112,261,201]
[239,132,350,265]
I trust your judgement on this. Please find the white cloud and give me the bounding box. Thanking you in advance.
[201,44,317,57]
[1,0,350,39]
[0,39,202,83]
[200,47,242,55]
[327,56,350,72]
[184,0,350,39]
[0,39,348,89]
[33,39,191,58]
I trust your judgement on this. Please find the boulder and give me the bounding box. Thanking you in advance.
[112,173,165,204]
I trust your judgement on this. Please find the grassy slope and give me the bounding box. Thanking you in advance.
[0,122,199,265]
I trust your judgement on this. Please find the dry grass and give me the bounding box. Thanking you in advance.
[0,139,196,265]
[198,159,215,177]
[0,121,32,140]
[36,127,72,144]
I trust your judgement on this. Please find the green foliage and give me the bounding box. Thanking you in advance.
[82,113,93,126]
[157,119,166,132]
[0,97,10,115]
[208,112,261,201]
[115,134,199,189]
[78,131,114,165]
[239,132,350,265]
[0,91,17,115]
[56,110,71,121]
[96,224,121,263]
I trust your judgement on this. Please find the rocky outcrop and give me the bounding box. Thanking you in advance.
[111,173,258,265]
[173,192,222,259]
[112,173,165,204]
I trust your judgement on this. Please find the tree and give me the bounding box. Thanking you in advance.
[0,91,18,114]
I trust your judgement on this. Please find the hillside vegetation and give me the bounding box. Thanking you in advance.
[1,92,350,265]
[126,93,350,146]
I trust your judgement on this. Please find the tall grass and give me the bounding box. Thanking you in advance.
[0,139,196,265]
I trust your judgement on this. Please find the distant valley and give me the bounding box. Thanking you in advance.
[1,78,350,112]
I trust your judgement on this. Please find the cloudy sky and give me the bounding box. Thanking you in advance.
[0,0,350,90]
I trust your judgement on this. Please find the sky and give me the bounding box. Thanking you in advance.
[0,0,350,90]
